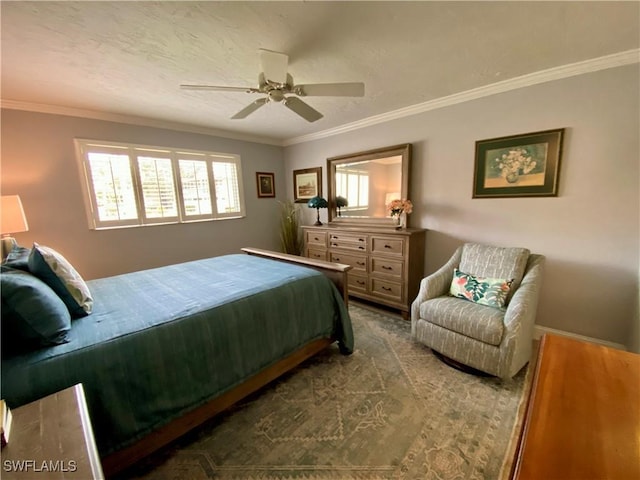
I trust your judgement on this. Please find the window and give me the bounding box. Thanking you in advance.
[336,170,369,210]
[75,140,245,229]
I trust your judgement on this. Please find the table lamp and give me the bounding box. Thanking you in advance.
[307,196,328,226]
[1,195,29,260]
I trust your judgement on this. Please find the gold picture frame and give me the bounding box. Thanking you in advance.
[293,167,322,203]
[473,128,565,198]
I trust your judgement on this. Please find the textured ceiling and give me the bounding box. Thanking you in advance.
[1,1,639,144]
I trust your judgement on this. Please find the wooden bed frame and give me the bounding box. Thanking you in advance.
[101,248,352,477]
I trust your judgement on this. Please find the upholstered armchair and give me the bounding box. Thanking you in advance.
[411,243,545,379]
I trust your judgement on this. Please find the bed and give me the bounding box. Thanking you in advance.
[1,247,353,476]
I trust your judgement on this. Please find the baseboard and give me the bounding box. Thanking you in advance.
[533,325,627,351]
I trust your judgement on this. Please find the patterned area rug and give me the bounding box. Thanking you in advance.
[122,303,530,480]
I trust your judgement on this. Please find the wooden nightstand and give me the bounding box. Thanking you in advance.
[1,384,104,479]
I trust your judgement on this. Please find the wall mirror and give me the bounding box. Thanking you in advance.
[327,143,411,226]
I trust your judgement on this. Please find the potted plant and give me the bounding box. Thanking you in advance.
[278,200,302,255]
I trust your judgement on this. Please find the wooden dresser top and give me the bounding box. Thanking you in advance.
[512,334,640,480]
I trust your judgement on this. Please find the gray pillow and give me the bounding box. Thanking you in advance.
[28,243,93,318]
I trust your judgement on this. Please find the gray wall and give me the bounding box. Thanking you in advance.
[1,110,285,280]
[284,65,640,350]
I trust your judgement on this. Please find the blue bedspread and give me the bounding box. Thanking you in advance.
[1,254,353,456]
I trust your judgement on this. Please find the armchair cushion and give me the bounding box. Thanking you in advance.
[459,244,529,304]
[449,268,513,309]
[420,296,505,346]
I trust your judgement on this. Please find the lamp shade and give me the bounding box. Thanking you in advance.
[384,192,400,207]
[307,196,328,209]
[336,196,348,208]
[1,195,29,235]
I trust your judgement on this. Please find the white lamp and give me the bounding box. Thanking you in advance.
[1,195,29,260]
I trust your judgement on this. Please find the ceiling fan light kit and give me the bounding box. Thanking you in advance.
[181,49,365,122]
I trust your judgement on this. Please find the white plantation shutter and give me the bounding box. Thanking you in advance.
[76,140,245,229]
[137,155,179,222]
[86,151,139,226]
[336,170,369,210]
[358,174,369,207]
[212,160,243,216]
[178,158,213,218]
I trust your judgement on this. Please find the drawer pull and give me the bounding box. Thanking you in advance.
[334,257,340,261]
[331,243,338,247]
[358,246,365,250]
[357,280,366,285]
[358,238,365,242]
[382,286,393,291]
[357,261,365,266]
[384,244,392,249]
[382,265,393,270]
[313,254,322,258]
[314,237,320,241]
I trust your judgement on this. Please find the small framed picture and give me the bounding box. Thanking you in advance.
[293,167,322,203]
[473,128,565,198]
[256,172,275,198]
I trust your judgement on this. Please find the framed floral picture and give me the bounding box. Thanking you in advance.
[256,172,275,198]
[293,167,322,203]
[473,128,565,198]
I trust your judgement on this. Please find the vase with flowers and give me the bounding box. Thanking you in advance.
[386,198,413,229]
[492,147,538,184]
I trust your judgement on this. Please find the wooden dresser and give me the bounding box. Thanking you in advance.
[302,225,425,318]
[511,334,640,480]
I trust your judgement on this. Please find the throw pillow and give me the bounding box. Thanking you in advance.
[459,243,530,304]
[28,243,93,317]
[450,268,513,309]
[2,245,31,271]
[1,267,71,353]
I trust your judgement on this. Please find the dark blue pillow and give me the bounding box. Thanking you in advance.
[1,267,71,353]
[2,245,31,272]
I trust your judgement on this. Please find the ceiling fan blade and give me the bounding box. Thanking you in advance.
[259,49,289,84]
[180,84,260,93]
[283,96,323,122]
[231,98,268,119]
[294,82,365,97]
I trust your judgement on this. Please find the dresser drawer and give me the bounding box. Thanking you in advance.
[329,233,368,252]
[330,252,367,273]
[348,273,368,293]
[306,248,327,261]
[371,257,403,279]
[371,277,403,302]
[306,231,327,247]
[371,236,404,256]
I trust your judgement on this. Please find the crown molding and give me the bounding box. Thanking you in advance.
[283,48,640,146]
[0,100,284,146]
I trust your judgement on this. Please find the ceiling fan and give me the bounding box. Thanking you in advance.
[180,49,365,122]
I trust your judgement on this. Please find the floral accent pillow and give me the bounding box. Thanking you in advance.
[449,268,513,309]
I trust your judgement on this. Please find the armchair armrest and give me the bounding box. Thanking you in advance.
[411,246,462,321]
[503,254,545,332]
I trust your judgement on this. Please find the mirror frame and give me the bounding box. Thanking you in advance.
[327,143,411,227]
